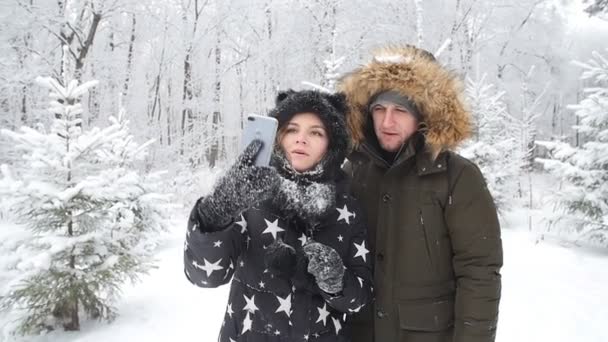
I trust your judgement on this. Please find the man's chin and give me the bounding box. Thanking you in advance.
[379,141,402,153]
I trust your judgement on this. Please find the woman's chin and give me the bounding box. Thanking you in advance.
[291,161,313,173]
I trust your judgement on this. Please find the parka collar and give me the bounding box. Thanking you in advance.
[357,132,448,176]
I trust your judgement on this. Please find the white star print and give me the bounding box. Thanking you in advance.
[336,204,355,224]
[275,294,292,317]
[274,330,281,335]
[298,233,308,246]
[236,215,247,233]
[332,317,342,334]
[213,240,223,248]
[357,276,364,287]
[304,334,309,340]
[242,312,252,334]
[337,235,344,242]
[193,258,224,277]
[349,304,364,313]
[259,281,265,288]
[239,260,245,267]
[226,303,234,318]
[353,241,370,262]
[262,218,285,240]
[316,303,330,326]
[243,294,259,314]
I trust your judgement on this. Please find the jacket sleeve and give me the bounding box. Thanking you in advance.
[320,197,373,314]
[445,162,503,342]
[183,198,248,288]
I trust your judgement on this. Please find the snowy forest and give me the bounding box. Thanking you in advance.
[1,0,607,341]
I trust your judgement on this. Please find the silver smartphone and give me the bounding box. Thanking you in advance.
[241,114,278,167]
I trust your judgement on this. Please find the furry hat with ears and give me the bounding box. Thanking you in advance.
[269,89,350,182]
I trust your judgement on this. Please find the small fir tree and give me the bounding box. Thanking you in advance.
[0,77,169,334]
[537,49,608,247]
[461,74,524,212]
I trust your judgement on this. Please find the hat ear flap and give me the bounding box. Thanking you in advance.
[326,92,348,116]
[275,89,295,105]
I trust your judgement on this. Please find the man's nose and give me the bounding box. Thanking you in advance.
[381,107,397,127]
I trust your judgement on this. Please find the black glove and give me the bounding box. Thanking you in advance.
[197,140,279,231]
[303,241,345,294]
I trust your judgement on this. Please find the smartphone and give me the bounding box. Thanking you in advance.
[241,114,278,167]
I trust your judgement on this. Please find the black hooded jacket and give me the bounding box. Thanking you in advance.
[184,90,373,342]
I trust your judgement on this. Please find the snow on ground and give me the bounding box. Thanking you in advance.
[2,209,608,342]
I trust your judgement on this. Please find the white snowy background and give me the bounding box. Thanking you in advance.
[2,0,608,341]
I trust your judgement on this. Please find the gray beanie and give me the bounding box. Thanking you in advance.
[368,90,422,122]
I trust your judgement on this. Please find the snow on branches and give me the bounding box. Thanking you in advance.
[0,77,170,335]
[461,74,525,212]
[537,49,608,247]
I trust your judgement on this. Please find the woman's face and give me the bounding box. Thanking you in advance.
[279,112,329,172]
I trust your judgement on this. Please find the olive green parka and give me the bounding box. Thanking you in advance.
[339,45,503,342]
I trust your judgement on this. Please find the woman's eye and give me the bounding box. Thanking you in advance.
[286,128,297,133]
[311,131,324,137]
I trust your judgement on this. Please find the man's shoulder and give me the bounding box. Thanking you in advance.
[444,151,489,188]
[445,151,482,173]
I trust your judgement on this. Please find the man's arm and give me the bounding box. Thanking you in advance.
[445,160,503,342]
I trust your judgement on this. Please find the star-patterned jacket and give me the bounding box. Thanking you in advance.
[184,181,373,342]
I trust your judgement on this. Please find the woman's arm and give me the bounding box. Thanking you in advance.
[183,199,248,288]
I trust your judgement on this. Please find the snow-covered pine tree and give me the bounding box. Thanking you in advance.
[536,49,608,247]
[460,74,524,212]
[0,77,169,335]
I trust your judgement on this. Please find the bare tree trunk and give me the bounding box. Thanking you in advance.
[180,49,193,156]
[447,0,461,65]
[208,33,222,167]
[414,0,424,47]
[87,63,99,125]
[236,65,245,130]
[322,2,337,89]
[180,0,203,156]
[167,79,172,146]
[123,14,136,96]
[74,10,102,80]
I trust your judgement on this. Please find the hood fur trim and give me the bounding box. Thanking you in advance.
[338,45,471,156]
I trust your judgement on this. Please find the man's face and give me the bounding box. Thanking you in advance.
[371,102,419,152]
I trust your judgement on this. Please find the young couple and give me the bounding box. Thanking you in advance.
[184,45,503,342]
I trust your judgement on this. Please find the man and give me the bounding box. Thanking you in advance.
[339,45,503,342]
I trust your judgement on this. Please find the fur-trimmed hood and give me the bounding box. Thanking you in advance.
[338,45,472,156]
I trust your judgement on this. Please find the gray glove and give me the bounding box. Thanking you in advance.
[197,140,279,231]
[303,241,345,294]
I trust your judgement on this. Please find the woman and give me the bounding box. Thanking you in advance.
[184,89,373,341]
